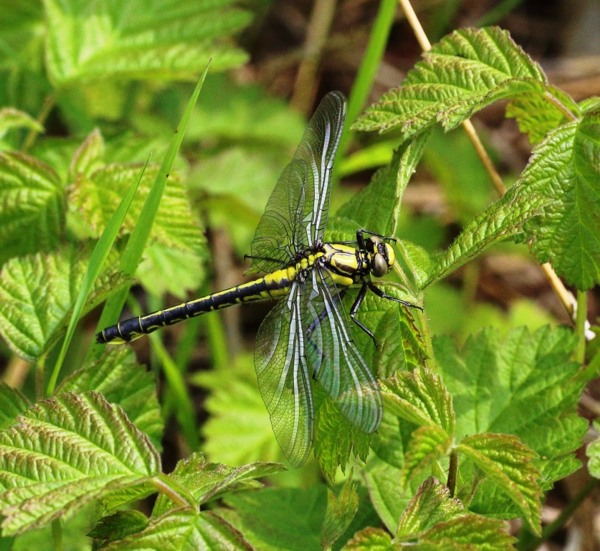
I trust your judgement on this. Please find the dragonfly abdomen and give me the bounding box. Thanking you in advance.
[96,268,296,344]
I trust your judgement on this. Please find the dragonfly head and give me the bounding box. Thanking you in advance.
[368,237,395,278]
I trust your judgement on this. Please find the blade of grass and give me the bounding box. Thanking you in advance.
[45,160,148,396]
[92,63,211,358]
[336,0,397,167]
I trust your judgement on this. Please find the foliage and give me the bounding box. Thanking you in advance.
[0,3,598,549]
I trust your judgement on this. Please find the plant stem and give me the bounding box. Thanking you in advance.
[152,475,193,509]
[447,450,458,497]
[22,94,55,152]
[544,89,578,122]
[574,290,588,364]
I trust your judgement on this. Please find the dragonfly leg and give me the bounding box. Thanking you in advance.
[350,282,376,343]
[356,229,397,248]
[367,282,423,311]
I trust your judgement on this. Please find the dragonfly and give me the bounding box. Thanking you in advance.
[97,91,419,467]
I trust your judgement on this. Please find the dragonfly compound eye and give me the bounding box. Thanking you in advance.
[371,253,389,277]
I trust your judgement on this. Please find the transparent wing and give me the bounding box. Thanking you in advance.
[307,269,383,433]
[255,283,314,467]
[255,270,382,467]
[249,92,347,273]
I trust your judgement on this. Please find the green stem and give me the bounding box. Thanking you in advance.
[51,519,63,551]
[22,94,55,152]
[447,450,458,497]
[543,89,579,122]
[574,290,587,364]
[152,475,195,509]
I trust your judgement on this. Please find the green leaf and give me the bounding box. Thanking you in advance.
[57,346,164,450]
[0,392,161,536]
[0,108,44,140]
[345,527,393,550]
[0,151,64,264]
[193,359,281,466]
[396,478,514,550]
[505,86,577,144]
[70,161,204,255]
[425,110,600,291]
[153,453,284,517]
[424,179,548,286]
[381,368,455,434]
[0,383,30,430]
[401,425,452,488]
[102,509,252,550]
[435,326,586,503]
[0,246,119,361]
[136,242,206,299]
[586,421,600,479]
[364,417,412,532]
[456,433,541,532]
[88,509,149,543]
[354,27,556,139]
[522,113,600,289]
[45,0,251,86]
[335,132,429,237]
[314,393,373,478]
[375,307,429,376]
[222,486,326,550]
[396,478,464,537]
[321,480,359,549]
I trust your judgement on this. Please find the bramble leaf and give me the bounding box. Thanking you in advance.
[0,246,119,361]
[69,145,204,254]
[222,486,326,550]
[45,0,251,86]
[457,433,541,532]
[0,392,161,536]
[102,509,252,550]
[375,307,428,377]
[522,113,600,289]
[344,527,393,549]
[424,180,548,286]
[58,347,164,450]
[401,425,452,488]
[153,453,284,517]
[0,108,44,140]
[428,111,600,289]
[193,360,281,466]
[0,383,29,430]
[354,27,560,139]
[435,326,586,514]
[586,421,600,479]
[505,86,576,144]
[0,151,64,264]
[321,480,359,549]
[396,478,514,549]
[381,368,454,433]
[314,396,372,479]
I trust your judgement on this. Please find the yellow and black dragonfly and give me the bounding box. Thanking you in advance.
[98,91,419,466]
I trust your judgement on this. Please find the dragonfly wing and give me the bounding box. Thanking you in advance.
[307,269,383,433]
[249,92,347,273]
[255,283,314,467]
